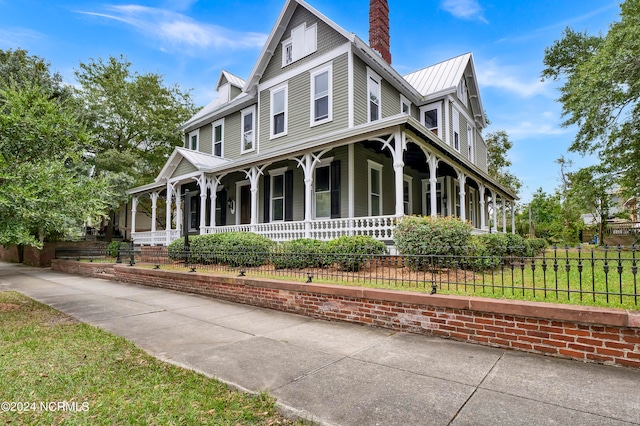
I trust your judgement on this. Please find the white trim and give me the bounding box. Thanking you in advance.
[269,169,286,222]
[269,82,288,139]
[280,22,317,67]
[400,94,411,115]
[403,174,413,215]
[260,42,350,92]
[367,159,383,216]
[313,163,331,219]
[211,118,224,158]
[447,94,476,126]
[419,102,442,138]
[367,67,382,123]
[444,98,450,146]
[168,170,201,184]
[347,46,354,128]
[188,129,199,151]
[452,107,460,152]
[310,63,333,126]
[467,123,474,163]
[348,144,354,217]
[240,105,256,154]
[267,166,289,175]
[235,179,250,225]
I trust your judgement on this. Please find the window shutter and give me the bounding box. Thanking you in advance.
[218,189,227,226]
[285,170,293,221]
[263,176,270,222]
[330,160,341,218]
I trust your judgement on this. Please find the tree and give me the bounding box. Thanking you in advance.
[0,81,116,248]
[569,165,615,245]
[74,56,197,239]
[542,0,640,198]
[485,130,522,195]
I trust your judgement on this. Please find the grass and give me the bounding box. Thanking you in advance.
[0,291,299,425]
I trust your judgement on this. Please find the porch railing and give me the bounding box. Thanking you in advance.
[131,215,397,245]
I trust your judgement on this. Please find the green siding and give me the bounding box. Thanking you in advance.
[259,53,349,153]
[353,144,395,217]
[353,56,368,126]
[224,110,242,160]
[199,122,212,155]
[230,85,242,101]
[381,79,399,119]
[172,158,198,178]
[476,133,488,171]
[261,4,348,83]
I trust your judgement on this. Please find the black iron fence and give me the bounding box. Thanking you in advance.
[55,245,640,308]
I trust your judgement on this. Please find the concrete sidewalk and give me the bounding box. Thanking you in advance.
[1,261,639,426]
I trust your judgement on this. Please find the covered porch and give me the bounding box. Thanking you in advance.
[128,118,517,246]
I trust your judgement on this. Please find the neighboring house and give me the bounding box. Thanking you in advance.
[127,0,518,246]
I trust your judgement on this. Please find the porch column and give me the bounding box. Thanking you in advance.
[457,170,467,223]
[428,155,438,218]
[175,184,182,234]
[150,192,158,245]
[478,184,486,230]
[502,197,507,233]
[199,190,207,235]
[165,182,172,246]
[490,189,497,233]
[393,131,405,217]
[244,166,266,231]
[209,175,223,228]
[130,196,138,239]
[511,202,516,234]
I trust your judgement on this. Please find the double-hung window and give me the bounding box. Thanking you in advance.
[367,68,381,122]
[403,175,413,215]
[467,124,474,163]
[241,106,256,153]
[270,84,287,138]
[400,95,411,115]
[368,160,383,216]
[212,119,223,157]
[314,165,331,219]
[271,171,285,221]
[452,108,460,151]
[420,102,441,137]
[188,129,199,151]
[310,64,332,125]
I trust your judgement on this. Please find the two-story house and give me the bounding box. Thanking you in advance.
[127,0,517,246]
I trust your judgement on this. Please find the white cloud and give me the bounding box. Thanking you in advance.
[440,0,488,23]
[0,27,43,48]
[496,120,568,139]
[77,5,267,52]
[476,59,552,98]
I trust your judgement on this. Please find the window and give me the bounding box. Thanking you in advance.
[270,84,288,138]
[189,193,198,230]
[188,129,199,151]
[212,119,223,157]
[403,175,413,215]
[271,172,285,221]
[467,124,474,163]
[420,103,441,137]
[314,165,331,219]
[368,160,383,216]
[310,65,332,125]
[400,95,411,115]
[241,106,255,153]
[457,78,468,107]
[453,109,460,151]
[367,68,381,122]
[281,23,317,67]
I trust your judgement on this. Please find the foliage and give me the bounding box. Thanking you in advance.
[168,232,275,267]
[106,241,129,258]
[0,80,116,248]
[484,130,522,195]
[568,165,615,245]
[394,216,473,269]
[74,55,197,189]
[271,239,331,269]
[326,235,387,272]
[541,1,640,199]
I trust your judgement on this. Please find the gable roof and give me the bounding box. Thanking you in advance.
[243,0,354,95]
[155,147,231,182]
[403,53,486,127]
[215,70,245,91]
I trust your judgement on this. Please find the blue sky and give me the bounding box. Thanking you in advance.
[0,0,622,202]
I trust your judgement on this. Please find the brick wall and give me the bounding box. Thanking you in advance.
[51,260,640,368]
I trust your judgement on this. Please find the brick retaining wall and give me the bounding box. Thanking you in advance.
[51,259,640,368]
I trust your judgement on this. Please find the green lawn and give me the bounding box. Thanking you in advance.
[0,291,298,425]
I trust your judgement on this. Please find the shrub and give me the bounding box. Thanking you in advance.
[168,237,188,261]
[528,238,547,254]
[271,239,330,269]
[106,241,129,258]
[393,216,473,270]
[212,232,275,267]
[326,235,387,272]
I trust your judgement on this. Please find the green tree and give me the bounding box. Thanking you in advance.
[485,130,522,195]
[0,81,116,248]
[542,0,640,198]
[74,56,197,238]
[569,165,615,245]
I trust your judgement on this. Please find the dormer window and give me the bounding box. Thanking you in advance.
[188,129,199,151]
[457,78,468,107]
[281,22,317,67]
[241,106,256,153]
[420,103,441,137]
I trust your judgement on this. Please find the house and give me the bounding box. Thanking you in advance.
[126,0,517,246]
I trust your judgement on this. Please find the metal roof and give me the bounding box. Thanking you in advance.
[403,53,471,97]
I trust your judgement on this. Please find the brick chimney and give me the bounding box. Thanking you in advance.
[369,0,391,63]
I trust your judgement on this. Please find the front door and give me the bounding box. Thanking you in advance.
[240,185,251,225]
